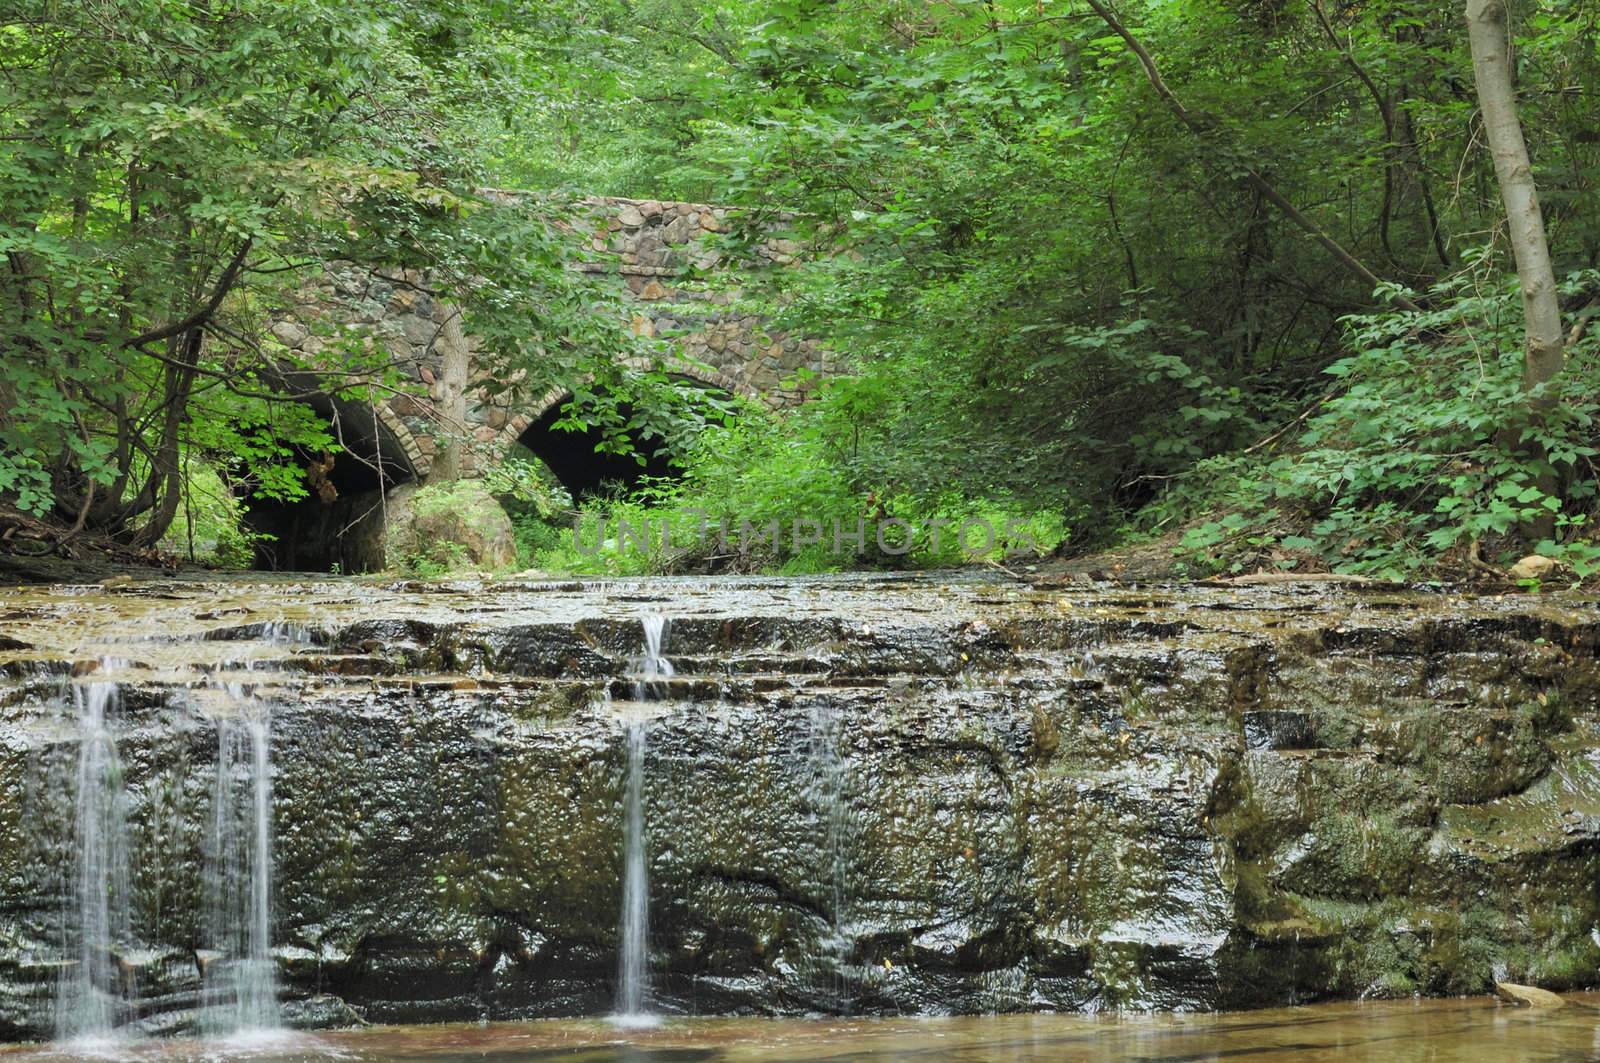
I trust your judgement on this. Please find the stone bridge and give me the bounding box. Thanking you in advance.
[253,197,839,570]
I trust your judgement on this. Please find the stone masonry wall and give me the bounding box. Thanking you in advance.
[268,196,839,482]
[573,196,833,406]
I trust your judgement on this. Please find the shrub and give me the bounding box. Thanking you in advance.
[1164,270,1600,579]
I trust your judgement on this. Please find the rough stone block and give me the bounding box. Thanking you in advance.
[271,320,310,347]
[388,394,424,418]
[403,316,439,346]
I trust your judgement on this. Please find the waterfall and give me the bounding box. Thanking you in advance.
[193,622,302,1039]
[200,695,279,1036]
[807,704,853,1011]
[614,614,669,1026]
[614,720,652,1024]
[54,672,135,1042]
[51,649,284,1043]
[637,615,673,693]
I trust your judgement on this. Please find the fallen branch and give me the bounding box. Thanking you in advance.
[1566,295,1600,347]
[1241,393,1332,455]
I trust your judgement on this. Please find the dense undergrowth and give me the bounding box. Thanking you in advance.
[7,1,1600,586]
[499,397,1070,576]
[488,266,1600,585]
[1159,270,1600,583]
[170,264,1600,585]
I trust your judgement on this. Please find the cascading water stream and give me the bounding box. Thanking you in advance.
[614,615,670,1025]
[197,626,299,1038]
[200,690,279,1037]
[807,704,853,1011]
[614,720,651,1023]
[637,615,673,694]
[49,622,289,1044]
[54,669,135,1043]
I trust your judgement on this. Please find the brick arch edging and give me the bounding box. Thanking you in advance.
[485,356,771,465]
[373,402,433,480]
[374,359,769,483]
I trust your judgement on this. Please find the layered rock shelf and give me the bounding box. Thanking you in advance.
[1,575,1597,1039]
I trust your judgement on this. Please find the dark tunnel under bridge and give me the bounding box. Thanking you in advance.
[241,381,730,573]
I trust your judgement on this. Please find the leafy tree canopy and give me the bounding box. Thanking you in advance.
[5,0,1600,578]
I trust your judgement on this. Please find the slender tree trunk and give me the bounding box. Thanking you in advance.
[1466,0,1563,404]
[131,328,202,546]
[430,306,472,482]
[1467,0,1563,541]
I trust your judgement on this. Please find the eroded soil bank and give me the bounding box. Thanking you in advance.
[1,574,1598,1039]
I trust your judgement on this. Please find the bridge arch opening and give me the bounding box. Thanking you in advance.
[517,400,678,502]
[240,393,419,573]
[514,379,733,502]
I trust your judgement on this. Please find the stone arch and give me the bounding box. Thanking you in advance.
[241,386,427,573]
[373,402,432,480]
[493,358,755,500]
[486,356,767,467]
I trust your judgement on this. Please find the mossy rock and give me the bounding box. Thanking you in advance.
[385,479,517,570]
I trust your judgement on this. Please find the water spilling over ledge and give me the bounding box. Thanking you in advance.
[613,613,668,1025]
[53,675,133,1043]
[0,574,1598,1041]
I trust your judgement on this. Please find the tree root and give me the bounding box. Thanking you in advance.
[1466,539,1506,580]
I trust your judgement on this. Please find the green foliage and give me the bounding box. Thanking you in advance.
[455,0,764,200]
[0,0,643,548]
[409,478,487,520]
[587,0,1598,573]
[1167,271,1600,578]
[484,453,572,520]
[0,0,422,531]
[490,457,575,573]
[5,0,1598,581]
[160,458,269,568]
[524,388,1067,575]
[508,510,570,571]
[397,542,472,580]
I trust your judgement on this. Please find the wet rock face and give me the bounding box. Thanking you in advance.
[1,576,1599,1039]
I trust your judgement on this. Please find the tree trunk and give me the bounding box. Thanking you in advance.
[1466,0,1563,404]
[430,306,472,482]
[130,328,202,547]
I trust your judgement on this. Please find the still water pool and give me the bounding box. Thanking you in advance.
[5,996,1599,1062]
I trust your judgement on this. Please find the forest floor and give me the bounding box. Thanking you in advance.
[0,502,1561,592]
[1038,531,1192,582]
[0,503,192,585]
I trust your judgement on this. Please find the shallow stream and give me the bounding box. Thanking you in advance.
[6,997,1600,1062]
